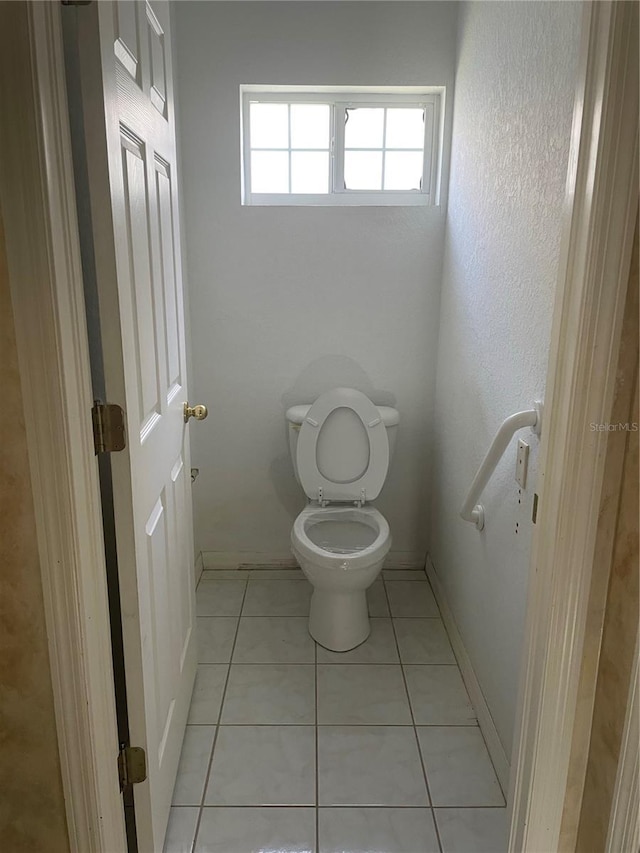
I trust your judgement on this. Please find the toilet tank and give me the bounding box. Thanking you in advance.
[285,401,399,486]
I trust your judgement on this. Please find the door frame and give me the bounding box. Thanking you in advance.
[0,3,126,851]
[0,1,636,851]
[508,2,638,850]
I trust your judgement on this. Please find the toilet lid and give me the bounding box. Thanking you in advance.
[297,388,390,503]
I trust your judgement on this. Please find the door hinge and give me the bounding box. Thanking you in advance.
[92,401,126,454]
[532,492,539,524]
[118,745,147,790]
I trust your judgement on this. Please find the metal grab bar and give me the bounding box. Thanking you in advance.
[460,401,543,530]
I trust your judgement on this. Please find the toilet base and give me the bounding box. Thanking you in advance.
[308,588,370,652]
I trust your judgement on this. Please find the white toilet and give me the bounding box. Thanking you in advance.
[286,387,399,651]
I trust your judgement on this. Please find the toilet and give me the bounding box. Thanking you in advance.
[286,387,399,651]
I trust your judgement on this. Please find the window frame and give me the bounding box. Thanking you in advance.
[240,87,443,207]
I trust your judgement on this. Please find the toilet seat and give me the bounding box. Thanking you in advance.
[297,388,389,505]
[292,504,391,571]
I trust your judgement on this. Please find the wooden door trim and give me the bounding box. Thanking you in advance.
[0,3,126,851]
[605,631,639,853]
[508,2,639,850]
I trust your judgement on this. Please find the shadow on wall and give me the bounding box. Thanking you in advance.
[281,355,397,409]
[268,355,397,519]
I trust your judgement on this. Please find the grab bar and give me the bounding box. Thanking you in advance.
[460,401,543,530]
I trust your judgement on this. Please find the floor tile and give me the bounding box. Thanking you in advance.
[367,581,390,616]
[187,665,228,724]
[164,807,199,853]
[195,807,316,853]
[318,726,428,806]
[204,726,315,806]
[435,807,509,853]
[196,617,238,663]
[386,581,439,617]
[242,578,312,616]
[196,580,246,617]
[316,618,399,664]
[417,726,504,806]
[221,664,315,724]
[172,726,215,806]
[382,570,427,581]
[318,807,440,853]
[233,617,316,663]
[394,617,456,664]
[405,665,477,725]
[317,664,411,725]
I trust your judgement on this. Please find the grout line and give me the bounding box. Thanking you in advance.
[197,613,441,619]
[191,577,249,850]
[195,660,457,667]
[184,721,477,728]
[172,802,506,810]
[384,578,445,853]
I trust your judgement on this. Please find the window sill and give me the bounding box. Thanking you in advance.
[244,193,436,207]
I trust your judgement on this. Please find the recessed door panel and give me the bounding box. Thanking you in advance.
[155,158,182,399]
[169,456,193,670]
[145,2,167,117]
[120,131,161,438]
[143,495,174,766]
[114,0,140,82]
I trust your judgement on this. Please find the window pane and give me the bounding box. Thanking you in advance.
[251,151,289,193]
[291,151,329,193]
[385,108,425,149]
[384,151,424,191]
[291,104,330,149]
[250,103,288,148]
[344,108,384,149]
[344,151,382,190]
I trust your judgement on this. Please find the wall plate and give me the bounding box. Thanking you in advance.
[516,438,529,488]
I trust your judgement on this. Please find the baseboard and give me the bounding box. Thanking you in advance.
[194,551,204,585]
[201,551,298,570]
[426,554,511,794]
[201,549,427,571]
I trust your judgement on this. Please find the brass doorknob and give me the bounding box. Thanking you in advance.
[183,403,208,423]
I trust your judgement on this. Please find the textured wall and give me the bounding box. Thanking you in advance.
[174,1,458,563]
[0,214,69,850]
[429,1,582,756]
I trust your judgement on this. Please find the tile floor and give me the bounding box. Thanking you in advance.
[164,568,508,853]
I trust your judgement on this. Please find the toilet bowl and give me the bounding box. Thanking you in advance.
[291,504,391,651]
[286,387,399,652]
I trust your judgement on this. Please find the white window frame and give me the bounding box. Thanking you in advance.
[240,85,443,207]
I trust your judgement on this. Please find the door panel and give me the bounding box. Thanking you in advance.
[155,159,182,397]
[114,0,140,82]
[120,131,162,431]
[145,3,168,117]
[75,1,196,848]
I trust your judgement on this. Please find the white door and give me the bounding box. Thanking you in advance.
[74,2,197,848]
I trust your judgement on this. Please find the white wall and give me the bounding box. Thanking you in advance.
[174,1,458,562]
[429,1,583,757]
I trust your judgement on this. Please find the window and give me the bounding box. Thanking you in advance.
[241,87,443,206]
